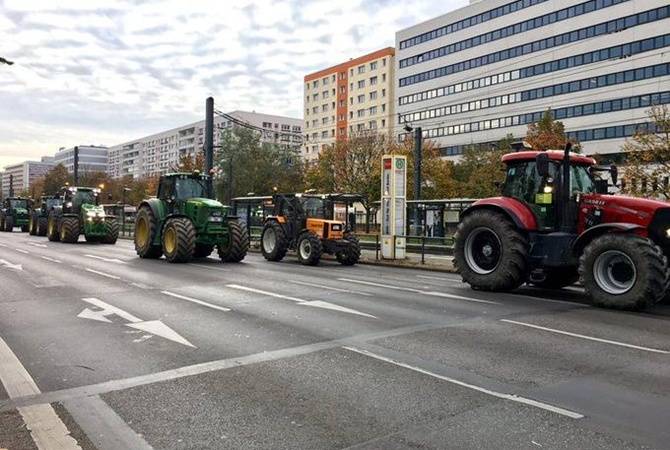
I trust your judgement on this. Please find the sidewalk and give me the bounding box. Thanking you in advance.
[359,249,456,273]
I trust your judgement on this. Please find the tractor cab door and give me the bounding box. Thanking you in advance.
[158,177,177,214]
[502,160,559,231]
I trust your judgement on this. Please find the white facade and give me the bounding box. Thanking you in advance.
[54,145,108,174]
[108,110,302,179]
[1,160,54,197]
[395,0,670,158]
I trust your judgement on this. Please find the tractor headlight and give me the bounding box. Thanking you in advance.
[666,228,670,238]
[86,211,96,217]
[331,224,342,231]
[65,202,73,208]
[208,216,223,223]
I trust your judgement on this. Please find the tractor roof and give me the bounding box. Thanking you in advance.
[163,172,209,179]
[502,150,596,166]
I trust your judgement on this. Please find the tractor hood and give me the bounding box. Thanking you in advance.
[581,194,669,225]
[13,207,28,215]
[81,203,106,217]
[185,198,224,209]
[183,198,229,226]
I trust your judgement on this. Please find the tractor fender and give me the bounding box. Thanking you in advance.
[462,198,538,231]
[572,223,645,256]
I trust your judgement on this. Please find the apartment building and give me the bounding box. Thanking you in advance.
[108,111,302,179]
[395,0,670,158]
[54,145,109,173]
[303,48,395,161]
[1,158,54,197]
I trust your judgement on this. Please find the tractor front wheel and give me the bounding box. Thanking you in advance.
[28,214,37,235]
[454,210,528,291]
[102,219,119,244]
[218,220,249,263]
[37,216,48,236]
[135,206,162,259]
[336,233,361,266]
[4,216,13,232]
[580,234,667,310]
[297,231,322,266]
[162,217,196,263]
[47,213,60,242]
[60,217,80,243]
[260,221,288,262]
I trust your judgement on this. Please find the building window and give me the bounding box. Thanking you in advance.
[370,61,378,70]
[382,88,386,98]
[358,80,365,89]
[369,106,377,115]
[370,91,378,101]
[358,65,365,74]
[358,94,365,103]
[370,76,378,86]
[357,109,365,118]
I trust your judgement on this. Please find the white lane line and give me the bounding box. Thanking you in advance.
[290,280,373,297]
[0,243,7,247]
[501,319,670,354]
[226,284,306,302]
[28,243,47,248]
[0,336,81,449]
[14,248,29,254]
[338,278,499,305]
[40,256,61,263]
[189,263,231,272]
[161,291,231,312]
[85,268,121,280]
[417,275,461,283]
[84,254,127,264]
[343,346,584,420]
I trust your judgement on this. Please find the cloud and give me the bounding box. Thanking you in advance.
[0,0,467,169]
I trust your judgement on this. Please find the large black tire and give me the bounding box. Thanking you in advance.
[47,213,60,242]
[4,216,13,232]
[579,234,667,310]
[102,219,119,244]
[454,210,528,291]
[162,217,196,263]
[20,224,29,233]
[336,233,361,266]
[37,216,48,236]
[260,221,288,262]
[194,244,215,258]
[134,206,162,259]
[28,213,37,235]
[0,214,4,232]
[529,267,579,289]
[296,231,322,266]
[59,217,80,243]
[218,220,249,263]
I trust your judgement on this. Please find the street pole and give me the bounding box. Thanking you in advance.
[9,174,13,197]
[122,187,128,236]
[413,127,422,236]
[73,146,79,185]
[204,97,214,199]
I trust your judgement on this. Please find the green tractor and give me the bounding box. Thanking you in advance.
[0,197,31,232]
[29,195,62,236]
[134,172,249,263]
[47,185,119,244]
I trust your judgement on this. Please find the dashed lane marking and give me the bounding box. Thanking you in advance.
[84,268,121,280]
[13,248,29,254]
[338,278,499,305]
[40,256,61,263]
[344,346,584,420]
[501,319,670,354]
[84,254,127,264]
[161,291,231,312]
[416,275,462,283]
[226,284,306,302]
[290,280,373,297]
[189,263,231,272]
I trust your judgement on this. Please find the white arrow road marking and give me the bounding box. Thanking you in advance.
[226,284,376,319]
[161,291,231,312]
[0,259,23,271]
[0,336,81,450]
[78,298,195,348]
[84,254,127,264]
[338,278,499,305]
[290,280,373,297]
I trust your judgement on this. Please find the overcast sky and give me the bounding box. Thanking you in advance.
[0,0,467,169]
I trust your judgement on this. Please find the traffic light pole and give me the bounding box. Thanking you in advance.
[413,127,422,235]
[204,97,214,199]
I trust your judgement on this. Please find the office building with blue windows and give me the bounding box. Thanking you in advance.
[395,0,670,158]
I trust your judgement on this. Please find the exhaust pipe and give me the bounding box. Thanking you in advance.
[560,142,573,232]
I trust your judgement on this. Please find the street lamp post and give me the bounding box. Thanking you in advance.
[404,124,423,236]
[122,187,131,236]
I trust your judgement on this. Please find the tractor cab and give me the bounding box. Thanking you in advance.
[57,186,102,214]
[158,173,210,204]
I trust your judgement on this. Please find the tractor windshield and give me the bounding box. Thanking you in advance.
[302,197,328,219]
[175,178,207,199]
[46,198,61,209]
[73,190,97,208]
[9,199,27,209]
[570,165,596,194]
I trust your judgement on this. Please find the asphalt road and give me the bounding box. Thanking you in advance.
[0,231,668,450]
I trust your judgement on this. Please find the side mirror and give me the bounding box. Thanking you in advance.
[536,152,550,178]
[594,179,609,194]
[610,165,618,186]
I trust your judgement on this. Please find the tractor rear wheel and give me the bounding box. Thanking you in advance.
[37,216,48,236]
[162,217,196,263]
[260,221,288,262]
[194,244,214,258]
[297,231,322,266]
[4,216,13,232]
[28,214,37,235]
[530,267,579,289]
[47,213,60,242]
[60,217,80,243]
[454,210,528,291]
[135,206,162,259]
[102,219,119,244]
[580,234,667,310]
[336,233,360,266]
[218,220,249,263]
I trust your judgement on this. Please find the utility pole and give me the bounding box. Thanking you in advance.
[73,146,79,185]
[204,97,214,199]
[9,174,14,197]
[405,125,423,235]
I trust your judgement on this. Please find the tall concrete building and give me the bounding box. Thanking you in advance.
[303,48,396,161]
[54,145,109,174]
[1,159,54,198]
[395,0,670,158]
[107,111,302,179]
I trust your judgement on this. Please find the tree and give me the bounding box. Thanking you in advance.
[171,152,205,173]
[453,135,512,198]
[525,109,568,151]
[41,164,70,194]
[215,127,304,202]
[621,105,670,199]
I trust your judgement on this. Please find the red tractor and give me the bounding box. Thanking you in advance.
[454,144,669,310]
